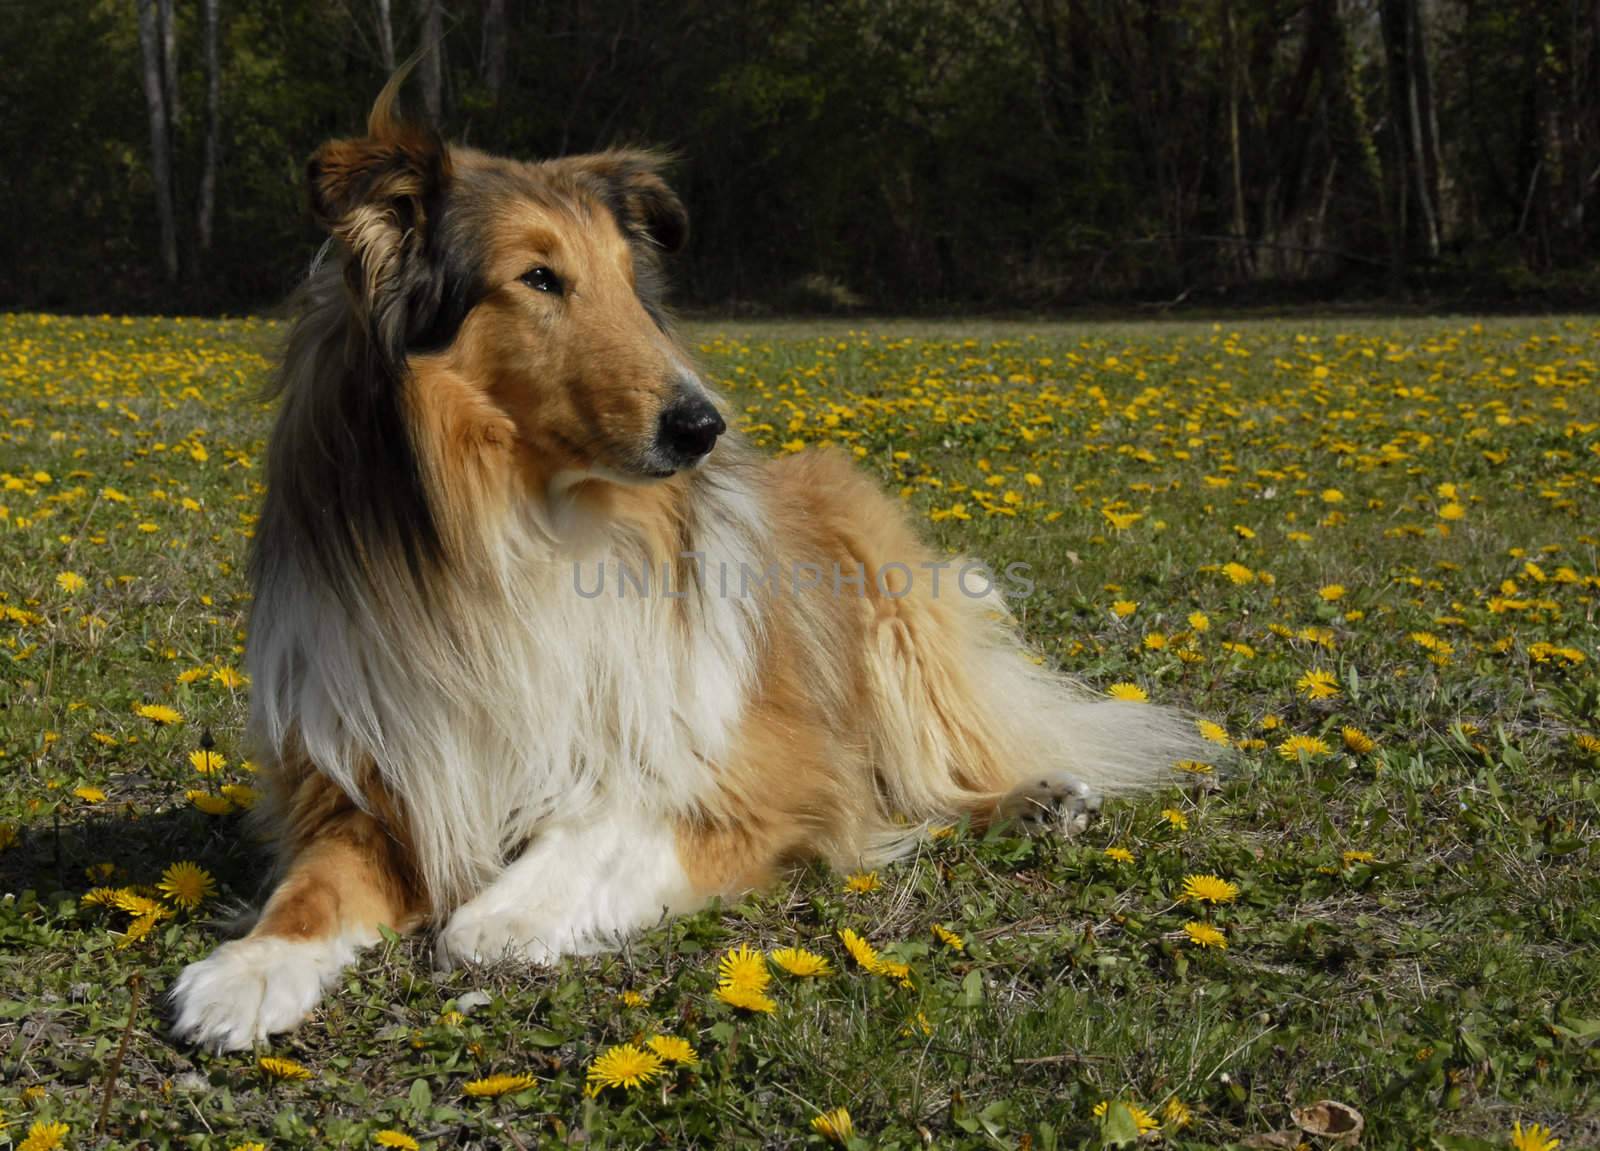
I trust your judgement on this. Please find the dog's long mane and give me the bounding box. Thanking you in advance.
[248,263,773,909]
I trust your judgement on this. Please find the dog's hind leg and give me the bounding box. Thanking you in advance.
[995,771,1104,833]
[170,774,423,1051]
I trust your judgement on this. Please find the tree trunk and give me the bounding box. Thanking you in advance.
[482,0,507,97]
[1380,0,1412,282]
[1319,0,1393,282]
[158,0,180,122]
[420,0,443,123]
[375,0,395,73]
[1410,0,1445,243]
[1223,0,1251,278]
[137,0,178,281]
[197,0,220,256]
[1381,0,1439,263]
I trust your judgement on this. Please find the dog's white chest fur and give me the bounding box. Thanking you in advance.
[249,477,767,909]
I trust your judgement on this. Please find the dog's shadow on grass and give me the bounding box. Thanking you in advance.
[0,805,268,907]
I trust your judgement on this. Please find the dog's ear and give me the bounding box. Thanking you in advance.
[569,150,689,255]
[306,73,454,358]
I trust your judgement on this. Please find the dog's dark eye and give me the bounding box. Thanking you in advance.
[520,266,563,295]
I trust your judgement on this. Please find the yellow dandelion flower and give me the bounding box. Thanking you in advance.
[186,789,235,815]
[811,1107,855,1144]
[18,1121,71,1151]
[585,1043,664,1093]
[645,1034,700,1066]
[81,886,122,908]
[1103,509,1143,530]
[1092,1100,1160,1134]
[1197,719,1231,745]
[157,861,216,909]
[188,749,225,774]
[619,990,648,1007]
[462,1072,536,1097]
[258,1056,313,1080]
[1278,733,1332,760]
[1221,561,1255,584]
[713,983,777,1013]
[839,927,881,971]
[1188,611,1211,632]
[73,785,107,804]
[220,783,260,808]
[1183,921,1227,949]
[1439,502,1465,520]
[1181,874,1239,904]
[1342,726,1376,754]
[1111,599,1138,618]
[875,958,914,987]
[1163,1097,1193,1128]
[1318,584,1346,601]
[1295,669,1340,700]
[55,571,85,594]
[231,1144,268,1151]
[1574,733,1600,756]
[1161,808,1189,831]
[769,946,832,977]
[211,666,247,688]
[1510,1123,1560,1151]
[717,943,771,992]
[115,912,166,950]
[110,889,166,916]
[1174,759,1214,774]
[1108,682,1148,702]
[931,923,965,952]
[135,703,182,724]
[1103,846,1135,864]
[1341,850,1376,867]
[373,1132,421,1151]
[844,871,881,894]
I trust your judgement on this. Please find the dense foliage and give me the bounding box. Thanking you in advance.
[3,1,1600,312]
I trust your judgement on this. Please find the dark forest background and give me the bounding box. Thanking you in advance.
[3,0,1599,314]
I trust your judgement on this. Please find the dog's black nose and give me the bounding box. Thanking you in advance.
[656,395,726,465]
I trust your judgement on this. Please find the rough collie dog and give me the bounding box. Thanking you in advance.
[169,86,1202,1051]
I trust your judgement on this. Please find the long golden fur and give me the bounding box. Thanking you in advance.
[170,78,1204,1050]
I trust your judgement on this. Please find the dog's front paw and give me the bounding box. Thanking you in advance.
[434,902,567,969]
[170,935,353,1051]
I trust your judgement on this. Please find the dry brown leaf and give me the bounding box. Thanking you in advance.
[1291,1099,1365,1145]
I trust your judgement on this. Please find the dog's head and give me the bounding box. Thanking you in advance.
[306,91,722,485]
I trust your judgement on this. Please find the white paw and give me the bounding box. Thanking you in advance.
[999,771,1104,830]
[169,935,356,1052]
[434,901,569,969]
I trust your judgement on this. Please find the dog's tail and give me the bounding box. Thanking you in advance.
[858,575,1211,857]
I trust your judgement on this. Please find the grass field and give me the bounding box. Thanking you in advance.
[1,313,1597,1151]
